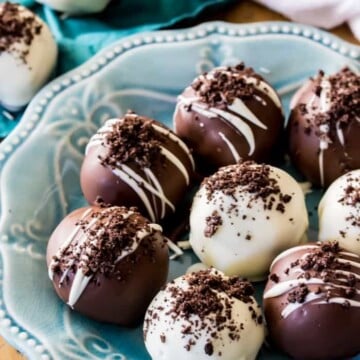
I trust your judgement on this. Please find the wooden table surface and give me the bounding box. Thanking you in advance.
[2,1,359,359]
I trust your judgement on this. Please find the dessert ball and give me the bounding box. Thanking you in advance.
[36,0,111,15]
[0,2,57,110]
[144,268,265,360]
[189,161,308,280]
[263,241,360,360]
[47,205,169,326]
[80,112,195,222]
[173,63,284,173]
[319,169,360,255]
[288,67,360,187]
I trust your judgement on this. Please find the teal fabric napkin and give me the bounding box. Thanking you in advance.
[0,0,234,137]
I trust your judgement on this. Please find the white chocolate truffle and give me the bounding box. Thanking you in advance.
[144,268,265,360]
[37,0,111,15]
[189,162,309,281]
[0,3,57,111]
[318,169,360,255]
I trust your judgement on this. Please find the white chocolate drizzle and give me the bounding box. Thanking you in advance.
[336,121,345,146]
[264,278,325,298]
[112,164,176,222]
[338,257,360,269]
[50,207,162,307]
[254,95,267,106]
[111,166,157,222]
[218,132,241,162]
[144,168,165,219]
[228,98,268,130]
[340,251,360,258]
[318,123,330,187]
[85,118,118,155]
[265,245,360,318]
[316,78,347,185]
[166,237,184,260]
[306,93,318,110]
[294,76,346,186]
[281,292,322,318]
[68,272,92,308]
[265,278,360,299]
[152,123,195,170]
[176,68,281,162]
[317,297,360,307]
[48,207,93,281]
[319,79,332,113]
[86,117,194,221]
[210,107,256,155]
[160,146,190,185]
[178,98,259,158]
[269,245,318,271]
[243,76,282,108]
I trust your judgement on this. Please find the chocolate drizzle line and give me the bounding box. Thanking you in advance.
[51,206,162,281]
[191,63,263,108]
[301,68,360,137]
[0,2,43,63]
[288,242,358,303]
[147,269,262,355]
[268,241,359,309]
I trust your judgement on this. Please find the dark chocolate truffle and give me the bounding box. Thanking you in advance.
[47,205,169,326]
[173,63,284,174]
[80,111,195,222]
[288,67,360,187]
[263,241,360,360]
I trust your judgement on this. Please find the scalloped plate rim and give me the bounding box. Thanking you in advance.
[1,20,359,156]
[0,20,359,359]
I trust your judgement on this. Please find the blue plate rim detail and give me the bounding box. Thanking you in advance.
[0,20,359,359]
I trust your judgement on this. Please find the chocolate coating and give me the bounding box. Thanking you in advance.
[189,161,309,280]
[47,205,169,326]
[144,268,265,360]
[288,67,360,187]
[173,63,285,174]
[318,170,360,255]
[80,111,194,222]
[263,241,360,360]
[0,2,43,63]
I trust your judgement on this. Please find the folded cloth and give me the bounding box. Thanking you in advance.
[11,0,234,72]
[0,0,233,138]
[255,0,360,40]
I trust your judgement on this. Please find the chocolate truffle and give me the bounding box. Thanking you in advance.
[144,268,265,360]
[173,63,284,173]
[80,112,195,222]
[0,2,57,110]
[189,161,308,281]
[47,205,169,326]
[37,0,111,14]
[288,67,360,187]
[264,241,360,360]
[319,169,360,255]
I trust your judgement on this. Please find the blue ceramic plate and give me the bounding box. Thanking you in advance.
[0,21,359,360]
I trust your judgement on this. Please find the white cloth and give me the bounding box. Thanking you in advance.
[254,0,360,41]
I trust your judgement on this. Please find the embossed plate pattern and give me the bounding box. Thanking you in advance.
[0,21,359,359]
